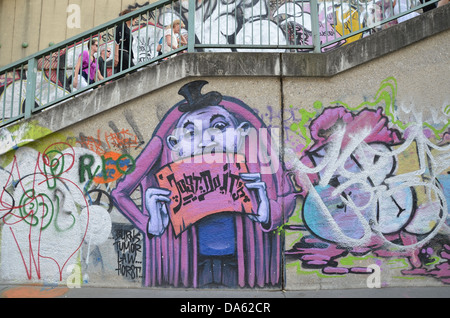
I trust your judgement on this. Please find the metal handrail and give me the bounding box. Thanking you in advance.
[0,0,440,128]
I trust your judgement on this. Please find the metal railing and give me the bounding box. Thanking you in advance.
[0,0,440,128]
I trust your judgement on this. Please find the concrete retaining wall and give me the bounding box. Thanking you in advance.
[0,5,449,290]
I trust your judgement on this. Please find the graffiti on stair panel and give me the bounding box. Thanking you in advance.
[161,0,364,52]
[0,71,27,120]
[134,0,402,52]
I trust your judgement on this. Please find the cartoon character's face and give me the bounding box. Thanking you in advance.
[167,105,250,160]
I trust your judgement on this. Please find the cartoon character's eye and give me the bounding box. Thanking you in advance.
[212,121,229,131]
[184,129,196,139]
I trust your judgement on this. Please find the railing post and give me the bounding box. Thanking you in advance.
[310,0,321,53]
[24,57,37,118]
[187,0,195,53]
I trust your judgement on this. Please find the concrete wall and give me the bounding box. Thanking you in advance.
[0,0,157,67]
[0,5,449,290]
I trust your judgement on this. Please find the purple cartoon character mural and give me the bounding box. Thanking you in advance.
[111,80,297,288]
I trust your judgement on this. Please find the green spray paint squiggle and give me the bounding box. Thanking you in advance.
[289,101,323,152]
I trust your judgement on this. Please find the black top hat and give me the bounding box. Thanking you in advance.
[178,80,222,112]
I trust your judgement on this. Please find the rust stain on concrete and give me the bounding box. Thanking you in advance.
[1,285,69,298]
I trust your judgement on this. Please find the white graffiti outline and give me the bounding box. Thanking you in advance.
[285,121,449,250]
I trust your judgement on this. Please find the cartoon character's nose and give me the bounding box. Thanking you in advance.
[198,130,217,148]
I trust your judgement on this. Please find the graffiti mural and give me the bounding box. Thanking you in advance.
[284,77,450,285]
[0,76,448,289]
[111,80,298,288]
